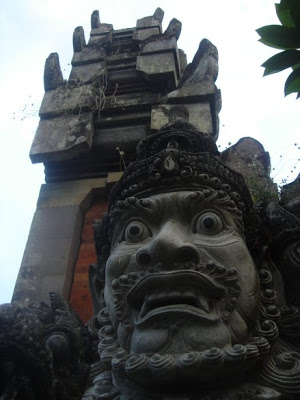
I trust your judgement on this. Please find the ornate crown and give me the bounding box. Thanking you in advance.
[94,119,257,267]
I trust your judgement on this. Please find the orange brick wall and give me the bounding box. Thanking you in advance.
[69,201,107,323]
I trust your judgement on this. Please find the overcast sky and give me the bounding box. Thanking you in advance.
[0,0,299,304]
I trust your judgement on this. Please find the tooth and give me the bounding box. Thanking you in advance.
[182,290,194,298]
[198,297,209,313]
[148,293,157,302]
[140,301,149,318]
[169,290,181,298]
[157,291,167,299]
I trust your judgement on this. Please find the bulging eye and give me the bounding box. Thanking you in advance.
[124,221,151,243]
[194,212,223,235]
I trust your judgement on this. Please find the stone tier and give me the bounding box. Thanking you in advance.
[30,8,221,182]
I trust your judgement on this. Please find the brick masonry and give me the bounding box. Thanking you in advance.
[69,201,107,322]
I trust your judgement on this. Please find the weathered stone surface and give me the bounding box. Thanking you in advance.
[30,113,94,163]
[103,92,161,110]
[141,35,178,55]
[262,184,300,308]
[281,173,300,205]
[93,124,148,152]
[151,103,213,134]
[88,31,113,46]
[168,78,218,100]
[178,48,187,74]
[106,171,123,185]
[95,110,150,127]
[164,17,182,40]
[39,85,94,118]
[153,7,164,23]
[69,61,106,84]
[0,295,89,399]
[179,38,218,88]
[90,23,113,37]
[37,178,107,209]
[107,69,139,84]
[137,53,177,88]
[91,10,100,29]
[73,26,86,53]
[167,39,220,105]
[13,205,83,305]
[136,14,162,31]
[12,177,108,308]
[44,52,64,91]
[106,52,138,64]
[140,36,180,77]
[221,137,278,202]
[133,27,160,42]
[71,45,106,66]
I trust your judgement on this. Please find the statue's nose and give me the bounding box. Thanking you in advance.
[136,221,200,269]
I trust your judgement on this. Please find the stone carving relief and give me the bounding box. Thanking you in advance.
[1,121,300,399]
[1,7,299,399]
[0,293,89,399]
[82,123,300,399]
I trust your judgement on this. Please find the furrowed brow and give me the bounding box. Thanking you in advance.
[108,196,164,239]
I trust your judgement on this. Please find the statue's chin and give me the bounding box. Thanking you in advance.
[111,339,268,390]
[110,319,271,390]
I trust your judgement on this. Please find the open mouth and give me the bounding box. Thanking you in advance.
[126,270,226,325]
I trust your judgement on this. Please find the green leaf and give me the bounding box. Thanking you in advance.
[276,0,300,29]
[276,3,295,27]
[262,50,300,75]
[284,66,300,95]
[256,25,300,49]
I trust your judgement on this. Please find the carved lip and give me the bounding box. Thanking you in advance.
[126,271,226,325]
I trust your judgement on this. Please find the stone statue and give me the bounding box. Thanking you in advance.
[83,121,300,399]
[1,119,300,399]
[1,7,299,397]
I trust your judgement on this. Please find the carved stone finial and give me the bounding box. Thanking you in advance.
[73,26,86,53]
[164,17,182,40]
[178,38,218,88]
[91,10,100,29]
[43,52,63,91]
[153,7,164,22]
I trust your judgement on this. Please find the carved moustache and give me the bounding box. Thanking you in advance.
[111,260,241,330]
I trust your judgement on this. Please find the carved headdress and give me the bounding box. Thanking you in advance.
[95,115,257,268]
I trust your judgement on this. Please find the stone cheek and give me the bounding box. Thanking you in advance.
[104,191,260,360]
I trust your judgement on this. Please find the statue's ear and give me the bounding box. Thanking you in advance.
[89,263,105,314]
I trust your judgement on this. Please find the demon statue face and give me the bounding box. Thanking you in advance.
[105,190,259,358]
[85,126,300,400]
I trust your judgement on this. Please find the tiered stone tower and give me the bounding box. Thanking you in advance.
[4,8,300,400]
[12,8,221,321]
